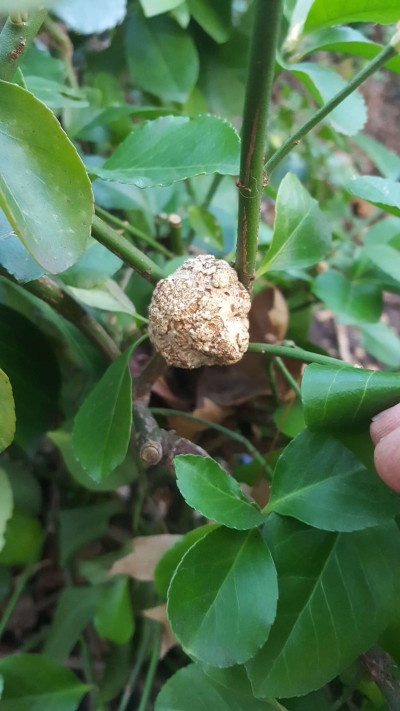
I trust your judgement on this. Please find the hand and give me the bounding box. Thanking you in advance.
[370,403,400,493]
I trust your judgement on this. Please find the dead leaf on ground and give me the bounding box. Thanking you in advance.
[143,604,178,658]
[152,375,190,410]
[108,535,180,581]
[249,287,289,344]
[248,477,271,510]
[168,397,233,439]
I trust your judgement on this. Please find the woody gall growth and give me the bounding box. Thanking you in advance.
[148,255,251,369]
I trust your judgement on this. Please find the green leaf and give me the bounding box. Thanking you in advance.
[257,173,331,275]
[0,469,13,553]
[346,176,400,217]
[24,77,88,111]
[48,429,138,492]
[95,576,134,644]
[125,8,199,103]
[2,462,41,518]
[167,527,278,667]
[0,511,42,565]
[0,369,15,454]
[353,134,400,180]
[0,305,60,449]
[360,322,400,368]
[0,210,45,284]
[187,0,231,43]
[66,282,136,316]
[302,364,400,431]
[313,270,382,324]
[44,586,103,662]
[303,0,400,32]
[247,516,400,698]
[60,242,122,289]
[100,642,132,704]
[273,400,305,438]
[21,44,64,83]
[267,429,400,531]
[0,654,88,711]
[363,242,400,284]
[72,345,135,482]
[297,26,400,75]
[155,663,280,711]
[0,0,53,8]
[70,105,178,140]
[200,663,259,699]
[139,0,184,17]
[0,277,104,375]
[154,524,217,598]
[94,115,240,188]
[58,502,122,564]
[175,455,265,529]
[362,219,400,283]
[0,81,93,273]
[54,0,127,34]
[188,206,224,250]
[289,63,367,136]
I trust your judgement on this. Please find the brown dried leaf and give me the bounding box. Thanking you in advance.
[108,535,180,581]
[249,477,271,510]
[168,397,232,439]
[249,287,289,344]
[143,604,178,658]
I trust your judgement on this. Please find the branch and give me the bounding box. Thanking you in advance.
[168,214,184,256]
[274,357,302,399]
[132,401,211,470]
[132,352,166,402]
[151,407,269,477]
[0,268,120,363]
[43,16,78,89]
[265,40,398,177]
[362,647,400,710]
[235,0,283,291]
[95,205,174,259]
[92,215,165,285]
[0,9,47,82]
[247,342,351,368]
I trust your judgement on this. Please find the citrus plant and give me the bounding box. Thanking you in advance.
[0,1,400,709]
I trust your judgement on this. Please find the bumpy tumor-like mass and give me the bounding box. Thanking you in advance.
[148,255,251,369]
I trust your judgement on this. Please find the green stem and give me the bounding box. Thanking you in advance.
[274,357,302,399]
[43,16,78,90]
[95,205,174,259]
[92,215,164,285]
[265,42,397,177]
[151,407,271,477]
[168,214,184,256]
[268,360,280,406]
[0,268,120,363]
[236,0,283,291]
[118,621,153,711]
[248,342,351,368]
[0,537,42,640]
[79,632,102,711]
[203,173,223,210]
[0,9,47,82]
[137,623,162,711]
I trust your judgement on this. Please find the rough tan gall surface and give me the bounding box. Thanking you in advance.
[148,255,251,369]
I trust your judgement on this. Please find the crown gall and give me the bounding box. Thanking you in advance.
[148,255,251,369]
